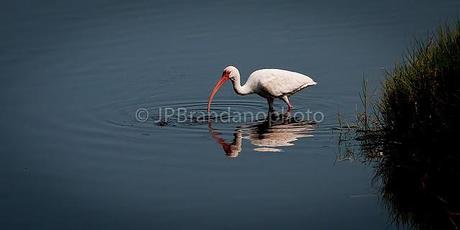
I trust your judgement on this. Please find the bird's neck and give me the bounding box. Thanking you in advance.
[232,76,253,95]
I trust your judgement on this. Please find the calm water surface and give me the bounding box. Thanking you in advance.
[1,0,459,229]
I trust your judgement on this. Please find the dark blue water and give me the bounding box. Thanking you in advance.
[1,0,459,229]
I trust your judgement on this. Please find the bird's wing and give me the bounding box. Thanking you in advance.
[251,69,316,97]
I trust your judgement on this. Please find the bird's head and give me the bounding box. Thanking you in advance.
[207,66,240,113]
[224,66,240,82]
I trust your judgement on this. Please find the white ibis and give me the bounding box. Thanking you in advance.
[207,66,317,113]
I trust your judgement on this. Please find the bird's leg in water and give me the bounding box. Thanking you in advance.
[267,97,274,112]
[282,96,292,112]
[267,113,273,127]
[267,98,279,126]
[283,111,292,124]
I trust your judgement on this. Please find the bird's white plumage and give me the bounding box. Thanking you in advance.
[247,69,316,98]
[208,66,317,112]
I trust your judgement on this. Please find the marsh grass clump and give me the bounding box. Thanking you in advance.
[380,22,460,151]
[344,22,460,229]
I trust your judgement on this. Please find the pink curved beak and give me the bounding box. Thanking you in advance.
[207,73,229,113]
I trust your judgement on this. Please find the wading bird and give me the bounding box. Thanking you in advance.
[207,66,317,113]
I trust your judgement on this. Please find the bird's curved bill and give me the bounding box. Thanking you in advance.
[207,74,229,113]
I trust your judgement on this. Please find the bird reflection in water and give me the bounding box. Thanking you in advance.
[208,113,315,157]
